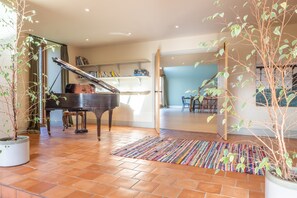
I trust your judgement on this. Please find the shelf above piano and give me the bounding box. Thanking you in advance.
[99,76,150,80]
[77,59,151,68]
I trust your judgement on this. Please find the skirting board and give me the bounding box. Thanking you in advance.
[228,127,297,139]
[87,119,154,128]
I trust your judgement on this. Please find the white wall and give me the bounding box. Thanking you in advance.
[71,33,219,128]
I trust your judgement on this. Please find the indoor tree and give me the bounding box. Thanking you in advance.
[200,0,297,181]
[0,0,55,141]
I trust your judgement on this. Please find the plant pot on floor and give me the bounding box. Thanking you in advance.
[265,170,297,198]
[0,136,30,167]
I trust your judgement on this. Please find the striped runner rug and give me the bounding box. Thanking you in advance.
[112,136,266,175]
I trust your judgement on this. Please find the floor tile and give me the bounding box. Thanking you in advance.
[173,179,199,189]
[64,190,94,198]
[152,184,182,198]
[134,172,158,182]
[236,180,263,191]
[77,171,101,180]
[197,182,222,194]
[191,173,213,182]
[107,187,139,198]
[132,181,159,193]
[221,185,249,198]
[94,173,119,184]
[134,165,156,173]
[71,179,97,190]
[136,192,162,198]
[119,162,139,169]
[178,189,205,198]
[12,178,39,189]
[113,177,139,188]
[117,169,140,177]
[1,186,16,198]
[12,167,36,175]
[26,182,56,194]
[87,183,118,196]
[152,175,177,185]
[16,190,32,198]
[249,191,265,198]
[41,186,75,198]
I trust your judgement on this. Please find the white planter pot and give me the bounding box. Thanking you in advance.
[265,170,297,198]
[0,136,30,167]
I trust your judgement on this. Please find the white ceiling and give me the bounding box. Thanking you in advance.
[26,0,297,48]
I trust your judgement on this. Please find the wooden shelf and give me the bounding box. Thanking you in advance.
[99,76,150,80]
[120,90,151,95]
[77,59,150,68]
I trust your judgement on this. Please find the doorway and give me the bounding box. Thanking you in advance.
[159,52,218,133]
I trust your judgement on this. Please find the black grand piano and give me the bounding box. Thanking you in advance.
[46,57,120,141]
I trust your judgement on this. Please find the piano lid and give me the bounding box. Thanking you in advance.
[52,57,120,94]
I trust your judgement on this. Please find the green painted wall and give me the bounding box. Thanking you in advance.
[164,64,217,106]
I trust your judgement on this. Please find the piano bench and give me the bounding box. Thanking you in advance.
[62,111,85,131]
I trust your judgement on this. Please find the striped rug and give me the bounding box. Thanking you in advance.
[112,136,266,175]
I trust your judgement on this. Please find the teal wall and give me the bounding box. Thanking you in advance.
[164,64,217,106]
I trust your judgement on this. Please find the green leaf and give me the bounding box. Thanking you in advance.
[219,48,225,56]
[287,93,295,104]
[286,158,293,169]
[215,169,220,174]
[259,157,269,169]
[258,85,265,92]
[229,155,234,162]
[272,3,278,10]
[243,15,248,21]
[246,54,251,60]
[199,95,204,103]
[273,26,281,36]
[207,115,215,123]
[270,12,276,19]
[223,72,229,79]
[237,75,243,82]
[240,156,245,163]
[280,2,287,10]
[230,24,242,37]
[223,149,228,156]
[275,167,282,177]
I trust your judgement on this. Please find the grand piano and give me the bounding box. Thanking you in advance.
[46,57,120,141]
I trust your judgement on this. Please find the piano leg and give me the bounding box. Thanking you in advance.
[108,110,113,132]
[46,110,51,136]
[93,109,106,141]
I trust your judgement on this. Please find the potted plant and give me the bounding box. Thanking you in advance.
[200,0,297,197]
[0,0,52,166]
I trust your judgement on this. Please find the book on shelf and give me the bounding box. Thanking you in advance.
[97,71,120,78]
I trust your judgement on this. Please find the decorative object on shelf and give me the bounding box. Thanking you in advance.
[134,69,149,76]
[75,56,89,66]
[88,71,97,78]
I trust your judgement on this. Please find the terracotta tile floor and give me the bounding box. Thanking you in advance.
[1,124,297,198]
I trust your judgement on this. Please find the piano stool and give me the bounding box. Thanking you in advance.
[62,111,88,133]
